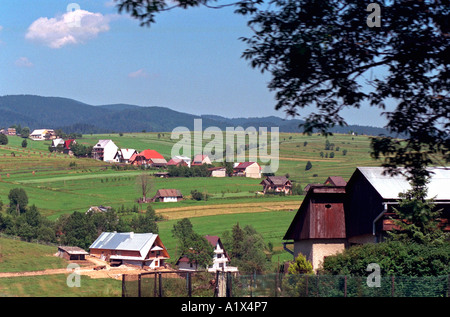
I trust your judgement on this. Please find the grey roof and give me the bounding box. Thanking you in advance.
[89,232,157,258]
[356,167,450,200]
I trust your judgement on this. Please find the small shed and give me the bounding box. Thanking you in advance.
[57,246,89,261]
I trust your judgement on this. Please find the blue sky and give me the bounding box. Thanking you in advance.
[0,0,389,127]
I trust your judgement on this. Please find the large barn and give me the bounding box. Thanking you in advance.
[89,232,170,268]
[284,166,450,271]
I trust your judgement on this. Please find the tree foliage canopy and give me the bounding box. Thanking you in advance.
[114,0,449,183]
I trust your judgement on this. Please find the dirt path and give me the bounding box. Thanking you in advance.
[156,200,300,220]
[0,256,148,280]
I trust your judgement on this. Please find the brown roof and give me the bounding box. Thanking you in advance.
[155,189,182,198]
[284,185,346,240]
[265,176,291,186]
[325,176,347,186]
[58,246,89,255]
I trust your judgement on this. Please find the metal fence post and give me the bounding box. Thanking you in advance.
[138,274,141,297]
[122,274,126,297]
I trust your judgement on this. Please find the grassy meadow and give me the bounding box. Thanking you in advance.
[0,131,382,296]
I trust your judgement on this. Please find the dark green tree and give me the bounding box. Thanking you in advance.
[8,188,28,215]
[0,134,8,145]
[172,218,213,269]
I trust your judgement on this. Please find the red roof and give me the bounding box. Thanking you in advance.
[235,162,260,170]
[138,149,164,160]
[64,139,76,149]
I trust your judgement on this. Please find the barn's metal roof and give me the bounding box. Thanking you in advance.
[89,232,157,258]
[357,167,450,200]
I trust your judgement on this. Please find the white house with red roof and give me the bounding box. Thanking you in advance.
[192,154,211,166]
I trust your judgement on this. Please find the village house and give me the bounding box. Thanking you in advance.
[283,185,347,271]
[152,189,183,202]
[260,176,292,194]
[209,167,227,177]
[176,235,238,273]
[89,231,170,268]
[0,128,16,136]
[283,166,450,271]
[56,246,89,261]
[64,139,76,155]
[114,148,138,164]
[129,149,167,167]
[167,157,189,167]
[92,140,118,162]
[192,154,211,166]
[169,155,191,167]
[324,176,347,187]
[29,129,56,140]
[233,162,261,178]
[51,138,65,148]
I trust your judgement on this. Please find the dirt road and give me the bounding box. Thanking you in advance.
[0,256,148,280]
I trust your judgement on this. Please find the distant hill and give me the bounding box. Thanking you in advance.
[0,94,393,136]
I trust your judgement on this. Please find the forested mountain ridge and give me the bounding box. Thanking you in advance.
[0,95,392,136]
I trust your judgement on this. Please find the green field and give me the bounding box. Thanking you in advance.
[0,132,379,218]
[0,131,382,296]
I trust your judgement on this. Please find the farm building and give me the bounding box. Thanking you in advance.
[260,176,292,194]
[345,166,450,245]
[167,157,189,167]
[114,148,138,164]
[57,246,89,261]
[324,176,347,187]
[29,129,56,140]
[1,128,17,136]
[92,139,119,162]
[168,155,191,167]
[176,235,238,273]
[152,189,183,202]
[89,232,170,268]
[51,138,65,148]
[283,166,450,271]
[233,162,261,178]
[192,154,211,166]
[284,185,347,271]
[130,149,167,167]
[209,167,227,177]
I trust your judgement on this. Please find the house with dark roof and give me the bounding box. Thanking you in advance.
[260,176,292,194]
[283,166,450,271]
[152,189,183,202]
[89,232,170,268]
[284,185,347,271]
[324,176,347,187]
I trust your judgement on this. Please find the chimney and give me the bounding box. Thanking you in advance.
[130,232,134,239]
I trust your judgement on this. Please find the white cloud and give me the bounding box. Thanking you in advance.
[128,69,149,78]
[15,57,33,68]
[25,10,110,49]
